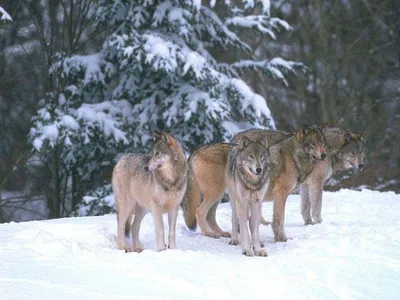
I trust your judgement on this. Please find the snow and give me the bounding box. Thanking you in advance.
[1,189,399,300]
[0,5,12,22]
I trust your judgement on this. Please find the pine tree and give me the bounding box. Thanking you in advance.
[30,0,304,216]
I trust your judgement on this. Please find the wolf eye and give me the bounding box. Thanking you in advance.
[154,151,160,156]
[351,151,355,155]
[260,154,264,159]
[248,154,254,159]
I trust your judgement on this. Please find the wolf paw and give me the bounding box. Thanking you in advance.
[220,231,231,238]
[313,216,323,224]
[204,231,221,239]
[260,241,265,248]
[168,243,176,250]
[242,248,254,257]
[274,234,288,243]
[304,219,315,226]
[229,239,240,246]
[254,249,268,257]
[156,244,167,252]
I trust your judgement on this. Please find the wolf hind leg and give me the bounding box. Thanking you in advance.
[196,192,222,238]
[300,183,314,225]
[207,197,231,238]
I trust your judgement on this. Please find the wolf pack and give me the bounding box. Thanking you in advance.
[112,125,366,257]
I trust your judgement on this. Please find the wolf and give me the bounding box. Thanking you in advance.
[112,131,188,252]
[264,125,328,242]
[182,129,291,239]
[226,136,270,257]
[300,128,366,225]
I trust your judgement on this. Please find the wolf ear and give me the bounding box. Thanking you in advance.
[358,131,367,142]
[165,133,176,147]
[239,136,251,150]
[343,132,352,144]
[296,125,308,141]
[152,131,163,141]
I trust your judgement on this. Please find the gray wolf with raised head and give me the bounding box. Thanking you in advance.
[113,131,188,252]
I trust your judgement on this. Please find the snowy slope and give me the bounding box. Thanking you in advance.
[1,189,400,300]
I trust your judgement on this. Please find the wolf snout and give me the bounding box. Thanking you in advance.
[358,163,364,170]
[256,167,262,174]
[320,152,327,160]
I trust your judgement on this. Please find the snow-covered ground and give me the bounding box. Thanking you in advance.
[1,189,399,300]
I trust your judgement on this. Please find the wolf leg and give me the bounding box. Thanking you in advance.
[229,201,239,245]
[196,195,221,238]
[236,200,253,256]
[310,183,324,224]
[300,183,314,225]
[151,205,166,252]
[130,206,147,252]
[250,201,267,257]
[207,197,231,238]
[167,206,179,249]
[117,208,131,251]
[272,190,289,242]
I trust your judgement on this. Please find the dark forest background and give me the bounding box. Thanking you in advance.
[1,0,399,222]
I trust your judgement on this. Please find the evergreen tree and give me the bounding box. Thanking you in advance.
[30,0,304,216]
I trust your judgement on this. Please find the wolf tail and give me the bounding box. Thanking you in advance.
[182,165,201,231]
[124,218,131,237]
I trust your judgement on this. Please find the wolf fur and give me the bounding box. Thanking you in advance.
[226,136,270,257]
[113,132,188,252]
[182,130,291,238]
[265,125,328,242]
[300,128,367,225]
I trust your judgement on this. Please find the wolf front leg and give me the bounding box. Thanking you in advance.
[272,189,289,242]
[235,200,253,256]
[300,183,314,225]
[229,200,239,246]
[151,205,167,252]
[249,201,267,257]
[131,206,147,252]
[309,182,324,224]
[167,205,179,249]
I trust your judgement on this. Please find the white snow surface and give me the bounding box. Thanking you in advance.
[1,189,400,300]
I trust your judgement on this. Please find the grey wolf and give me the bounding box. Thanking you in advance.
[113,131,188,252]
[300,128,367,225]
[226,136,270,256]
[182,130,290,239]
[265,125,327,242]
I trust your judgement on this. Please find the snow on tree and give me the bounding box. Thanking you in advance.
[0,6,12,23]
[29,0,304,216]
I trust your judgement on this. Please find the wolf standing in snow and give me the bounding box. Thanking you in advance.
[300,128,366,225]
[226,136,270,257]
[182,129,290,239]
[112,132,188,252]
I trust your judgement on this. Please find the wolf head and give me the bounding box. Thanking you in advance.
[236,136,269,176]
[337,131,366,171]
[296,124,328,161]
[148,131,181,172]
